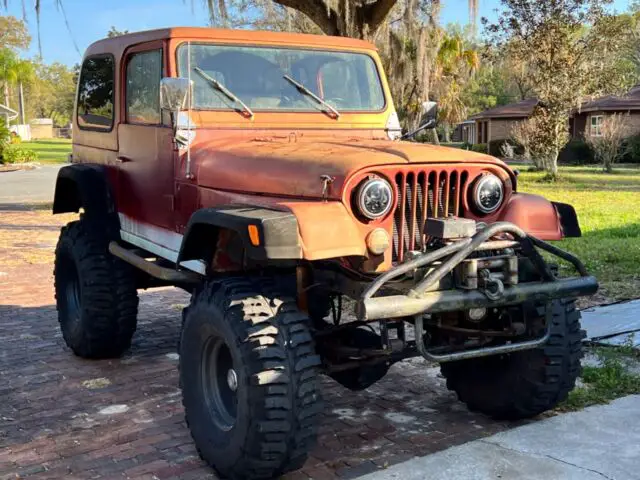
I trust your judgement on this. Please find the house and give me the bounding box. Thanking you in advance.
[572,86,640,139]
[462,98,538,144]
[30,118,54,139]
[461,86,640,145]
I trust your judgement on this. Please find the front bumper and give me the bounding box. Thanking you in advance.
[356,221,598,322]
[358,275,598,321]
[354,221,597,363]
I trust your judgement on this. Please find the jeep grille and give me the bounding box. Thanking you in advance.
[392,170,469,262]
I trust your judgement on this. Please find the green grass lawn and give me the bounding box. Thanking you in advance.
[518,165,640,304]
[22,138,72,164]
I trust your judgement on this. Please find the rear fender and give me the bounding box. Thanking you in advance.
[498,193,581,240]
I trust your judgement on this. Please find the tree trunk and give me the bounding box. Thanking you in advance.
[3,83,9,127]
[18,82,25,125]
[548,150,559,180]
[443,124,451,143]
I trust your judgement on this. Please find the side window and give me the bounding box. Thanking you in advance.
[126,50,162,124]
[77,55,115,131]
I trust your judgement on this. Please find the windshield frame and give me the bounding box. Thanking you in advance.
[174,41,388,114]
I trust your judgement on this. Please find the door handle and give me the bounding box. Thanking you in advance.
[116,156,132,163]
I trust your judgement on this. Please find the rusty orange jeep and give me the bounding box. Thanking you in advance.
[52,28,597,479]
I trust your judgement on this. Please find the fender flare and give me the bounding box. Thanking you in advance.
[177,206,303,264]
[52,164,116,218]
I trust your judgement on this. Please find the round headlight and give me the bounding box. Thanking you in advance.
[473,174,504,214]
[356,178,393,219]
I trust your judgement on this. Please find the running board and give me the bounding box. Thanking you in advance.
[108,241,202,284]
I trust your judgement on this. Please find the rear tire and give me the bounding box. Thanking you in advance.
[54,220,139,359]
[180,277,322,479]
[440,299,584,420]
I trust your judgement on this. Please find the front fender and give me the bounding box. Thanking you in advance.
[497,193,581,240]
[178,206,303,264]
[279,201,367,260]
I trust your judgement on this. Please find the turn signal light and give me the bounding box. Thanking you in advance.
[248,225,261,246]
[366,228,390,256]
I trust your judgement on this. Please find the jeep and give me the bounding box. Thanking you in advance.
[52,28,598,479]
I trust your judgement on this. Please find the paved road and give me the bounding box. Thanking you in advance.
[361,395,640,480]
[0,165,63,206]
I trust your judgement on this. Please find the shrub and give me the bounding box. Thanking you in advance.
[0,123,9,151]
[488,139,525,158]
[471,143,488,153]
[558,139,596,165]
[0,144,38,164]
[585,114,630,172]
[620,134,640,163]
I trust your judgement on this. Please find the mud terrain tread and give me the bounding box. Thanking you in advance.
[180,277,322,480]
[54,220,139,359]
[440,299,583,420]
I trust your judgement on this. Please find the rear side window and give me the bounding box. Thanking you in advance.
[77,55,115,131]
[126,50,163,124]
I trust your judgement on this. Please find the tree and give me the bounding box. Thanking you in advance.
[20,61,76,126]
[107,26,129,38]
[211,0,404,39]
[485,0,635,179]
[432,30,479,141]
[0,48,33,125]
[0,15,30,50]
[585,114,630,173]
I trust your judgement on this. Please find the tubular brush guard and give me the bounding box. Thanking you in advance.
[356,221,598,362]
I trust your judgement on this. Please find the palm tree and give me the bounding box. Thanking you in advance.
[433,32,480,141]
[0,48,34,125]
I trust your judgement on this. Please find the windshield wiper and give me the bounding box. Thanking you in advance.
[283,74,340,119]
[193,67,254,119]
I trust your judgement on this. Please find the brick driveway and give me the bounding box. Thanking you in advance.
[0,206,518,480]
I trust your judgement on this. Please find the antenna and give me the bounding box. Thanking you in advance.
[186,41,193,179]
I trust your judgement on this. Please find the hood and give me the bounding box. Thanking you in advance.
[193,137,507,200]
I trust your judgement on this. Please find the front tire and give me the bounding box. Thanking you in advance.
[441,299,584,420]
[180,278,322,479]
[54,220,139,359]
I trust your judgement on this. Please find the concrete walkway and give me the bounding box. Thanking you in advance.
[582,300,640,347]
[361,395,640,480]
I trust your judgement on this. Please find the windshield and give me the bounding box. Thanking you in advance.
[177,44,386,112]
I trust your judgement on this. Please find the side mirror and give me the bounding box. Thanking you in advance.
[160,77,193,147]
[160,77,192,113]
[419,101,438,129]
[400,101,438,141]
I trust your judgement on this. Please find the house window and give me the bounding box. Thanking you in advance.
[590,115,603,137]
[77,55,115,131]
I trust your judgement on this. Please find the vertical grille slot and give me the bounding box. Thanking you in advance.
[392,169,468,263]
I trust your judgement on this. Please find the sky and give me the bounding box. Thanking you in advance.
[1,0,634,66]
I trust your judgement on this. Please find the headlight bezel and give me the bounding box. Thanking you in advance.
[471,173,505,215]
[354,176,394,220]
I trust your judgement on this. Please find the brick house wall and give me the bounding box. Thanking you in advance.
[487,118,525,142]
[573,111,640,139]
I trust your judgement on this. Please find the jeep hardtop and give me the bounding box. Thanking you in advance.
[52,27,598,479]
